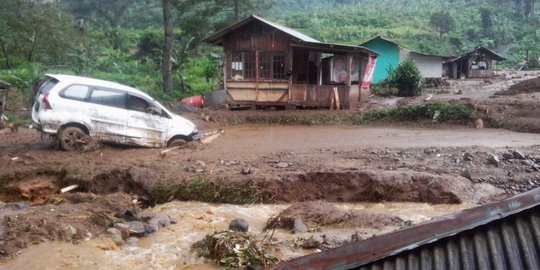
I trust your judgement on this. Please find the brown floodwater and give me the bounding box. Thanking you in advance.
[0,201,474,270]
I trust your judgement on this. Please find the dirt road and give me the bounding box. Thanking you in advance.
[195,125,540,159]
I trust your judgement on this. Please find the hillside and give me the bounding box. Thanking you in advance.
[266,0,539,66]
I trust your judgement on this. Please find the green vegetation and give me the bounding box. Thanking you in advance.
[361,102,474,123]
[230,114,344,125]
[386,59,424,97]
[149,178,270,204]
[228,103,473,125]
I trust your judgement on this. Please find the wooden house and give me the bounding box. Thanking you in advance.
[203,15,378,109]
[360,36,446,84]
[444,46,506,79]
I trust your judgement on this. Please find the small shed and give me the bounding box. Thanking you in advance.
[444,46,506,79]
[360,36,445,84]
[203,15,378,109]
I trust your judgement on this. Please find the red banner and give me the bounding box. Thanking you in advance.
[361,55,377,89]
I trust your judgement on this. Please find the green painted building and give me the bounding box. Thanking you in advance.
[360,36,444,84]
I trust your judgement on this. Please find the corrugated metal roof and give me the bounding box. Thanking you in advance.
[253,15,319,43]
[444,46,507,64]
[271,188,540,270]
[203,15,378,57]
[359,35,447,58]
[203,15,319,44]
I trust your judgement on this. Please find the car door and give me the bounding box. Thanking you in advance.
[86,87,128,143]
[125,94,168,147]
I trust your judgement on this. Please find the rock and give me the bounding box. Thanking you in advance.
[107,228,124,246]
[522,159,536,167]
[461,169,472,180]
[488,154,500,167]
[276,161,289,168]
[301,235,323,249]
[146,218,160,234]
[64,225,77,238]
[125,237,139,247]
[196,160,206,167]
[114,223,130,239]
[502,152,514,160]
[5,202,28,210]
[513,150,526,160]
[127,221,146,237]
[114,210,138,221]
[241,167,252,175]
[463,152,474,161]
[322,234,349,248]
[229,218,249,232]
[221,160,238,166]
[186,165,197,173]
[351,232,363,242]
[293,218,309,234]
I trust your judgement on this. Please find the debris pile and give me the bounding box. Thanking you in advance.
[495,76,540,95]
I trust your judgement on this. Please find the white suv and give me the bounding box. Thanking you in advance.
[32,74,200,150]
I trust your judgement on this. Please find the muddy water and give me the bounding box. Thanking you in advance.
[0,201,473,270]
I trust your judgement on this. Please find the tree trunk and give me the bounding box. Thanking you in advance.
[26,31,36,62]
[162,0,174,94]
[234,0,239,20]
[0,43,11,69]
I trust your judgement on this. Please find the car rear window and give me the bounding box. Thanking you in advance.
[37,78,59,95]
[60,85,90,100]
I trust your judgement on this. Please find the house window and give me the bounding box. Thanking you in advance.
[230,52,255,80]
[273,54,286,80]
[259,52,286,80]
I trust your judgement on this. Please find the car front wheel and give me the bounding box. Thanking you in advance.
[167,137,187,148]
[59,126,87,151]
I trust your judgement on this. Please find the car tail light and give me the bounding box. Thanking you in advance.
[42,93,52,110]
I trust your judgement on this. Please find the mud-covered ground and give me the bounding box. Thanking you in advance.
[1,71,540,267]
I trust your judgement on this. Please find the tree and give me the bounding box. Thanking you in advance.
[60,0,143,50]
[162,0,174,94]
[0,0,79,67]
[387,59,424,97]
[525,0,536,17]
[159,0,275,94]
[223,0,276,21]
[429,11,455,38]
[479,7,493,36]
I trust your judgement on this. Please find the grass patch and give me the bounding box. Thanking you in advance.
[359,102,473,123]
[228,102,473,126]
[229,114,343,126]
[149,178,270,204]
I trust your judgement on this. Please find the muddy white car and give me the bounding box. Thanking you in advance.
[32,74,200,150]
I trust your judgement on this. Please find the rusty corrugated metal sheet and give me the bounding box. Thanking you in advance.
[271,188,540,270]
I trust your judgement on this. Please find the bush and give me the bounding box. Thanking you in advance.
[387,59,424,97]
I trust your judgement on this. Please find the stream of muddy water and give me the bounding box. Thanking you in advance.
[0,201,473,270]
